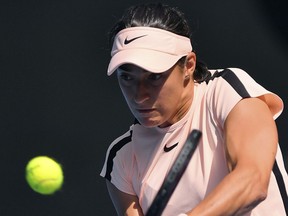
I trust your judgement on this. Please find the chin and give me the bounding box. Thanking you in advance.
[137,118,162,128]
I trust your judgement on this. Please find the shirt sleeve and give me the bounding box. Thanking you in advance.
[206,68,284,128]
[100,129,136,195]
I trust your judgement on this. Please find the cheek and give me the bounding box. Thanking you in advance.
[157,87,181,111]
[119,86,133,103]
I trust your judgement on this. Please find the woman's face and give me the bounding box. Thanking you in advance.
[116,55,195,128]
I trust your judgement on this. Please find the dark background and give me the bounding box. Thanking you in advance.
[0,0,287,215]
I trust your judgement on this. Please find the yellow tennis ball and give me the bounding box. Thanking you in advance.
[26,156,64,195]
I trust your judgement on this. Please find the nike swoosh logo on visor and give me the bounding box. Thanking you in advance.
[124,35,147,45]
[164,142,179,152]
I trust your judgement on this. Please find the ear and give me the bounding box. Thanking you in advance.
[184,52,196,77]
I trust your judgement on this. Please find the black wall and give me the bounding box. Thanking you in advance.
[1,0,287,215]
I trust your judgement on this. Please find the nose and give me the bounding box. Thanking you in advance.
[134,80,149,104]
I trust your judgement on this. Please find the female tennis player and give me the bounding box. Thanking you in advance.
[100,3,287,215]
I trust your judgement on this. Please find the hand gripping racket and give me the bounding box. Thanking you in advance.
[145,129,202,216]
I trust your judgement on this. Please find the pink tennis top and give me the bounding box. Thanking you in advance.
[100,68,287,215]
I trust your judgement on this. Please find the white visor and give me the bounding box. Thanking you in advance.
[107,27,192,75]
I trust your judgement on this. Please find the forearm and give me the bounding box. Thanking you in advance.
[106,181,144,216]
[186,165,268,216]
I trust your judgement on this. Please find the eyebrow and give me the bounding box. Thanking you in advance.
[119,64,133,71]
[118,64,152,74]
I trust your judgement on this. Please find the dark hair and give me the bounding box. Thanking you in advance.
[109,3,211,83]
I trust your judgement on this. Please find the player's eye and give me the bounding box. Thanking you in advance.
[119,73,133,81]
[147,73,162,81]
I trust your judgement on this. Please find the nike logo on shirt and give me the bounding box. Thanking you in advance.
[124,35,147,45]
[164,142,179,152]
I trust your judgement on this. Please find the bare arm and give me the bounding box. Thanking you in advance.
[106,180,144,216]
[186,97,278,215]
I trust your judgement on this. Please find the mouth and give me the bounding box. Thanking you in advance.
[137,108,154,113]
[136,108,156,115]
